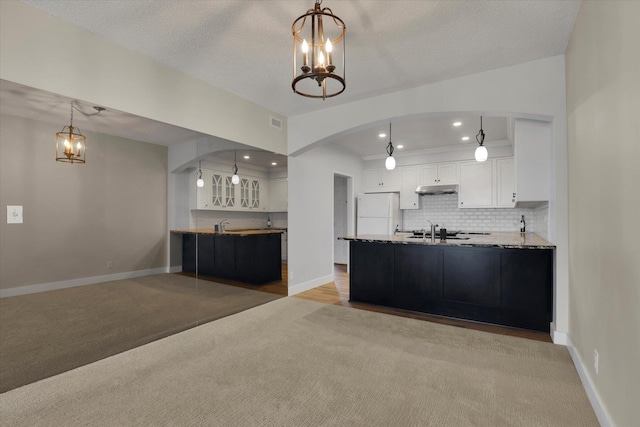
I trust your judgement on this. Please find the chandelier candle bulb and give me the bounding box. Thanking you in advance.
[302,39,309,68]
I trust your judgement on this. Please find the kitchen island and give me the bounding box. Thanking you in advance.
[340,232,555,332]
[172,229,285,284]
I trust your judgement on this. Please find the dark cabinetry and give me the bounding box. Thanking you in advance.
[182,233,281,284]
[350,241,553,332]
[350,241,394,304]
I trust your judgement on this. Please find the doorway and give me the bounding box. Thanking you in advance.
[333,174,351,265]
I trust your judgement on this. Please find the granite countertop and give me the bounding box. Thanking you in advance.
[339,232,555,249]
[171,228,286,236]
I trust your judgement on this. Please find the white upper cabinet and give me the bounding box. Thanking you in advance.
[240,176,269,211]
[496,157,516,208]
[458,160,494,208]
[419,162,458,185]
[195,169,238,210]
[269,178,288,212]
[514,119,550,204]
[399,166,419,210]
[193,168,271,212]
[363,168,400,192]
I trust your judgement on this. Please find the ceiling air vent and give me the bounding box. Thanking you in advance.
[270,116,282,130]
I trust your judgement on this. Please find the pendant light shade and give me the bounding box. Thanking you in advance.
[385,155,396,170]
[385,123,396,170]
[475,116,488,162]
[475,145,488,162]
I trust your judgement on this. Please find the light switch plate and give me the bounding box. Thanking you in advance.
[7,205,23,224]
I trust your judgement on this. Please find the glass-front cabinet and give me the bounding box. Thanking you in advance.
[196,168,268,211]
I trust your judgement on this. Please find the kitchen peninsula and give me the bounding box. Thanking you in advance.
[172,229,285,284]
[341,232,555,332]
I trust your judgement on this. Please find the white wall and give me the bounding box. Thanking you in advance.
[287,143,362,295]
[0,113,168,293]
[287,55,569,340]
[565,1,640,425]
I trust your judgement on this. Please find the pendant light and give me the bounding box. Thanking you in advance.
[385,123,396,170]
[292,0,346,99]
[196,160,204,188]
[475,116,488,162]
[55,102,104,164]
[231,151,240,184]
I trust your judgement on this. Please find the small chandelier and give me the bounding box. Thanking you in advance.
[55,102,104,164]
[292,0,346,99]
[385,123,396,170]
[231,151,240,185]
[475,116,488,162]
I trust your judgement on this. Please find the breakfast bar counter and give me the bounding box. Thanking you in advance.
[341,232,554,332]
[171,229,284,284]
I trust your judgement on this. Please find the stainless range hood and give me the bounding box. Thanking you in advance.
[415,184,458,195]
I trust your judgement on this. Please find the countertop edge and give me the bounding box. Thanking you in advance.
[339,232,555,249]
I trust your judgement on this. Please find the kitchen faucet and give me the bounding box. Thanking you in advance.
[218,219,230,232]
[426,220,438,242]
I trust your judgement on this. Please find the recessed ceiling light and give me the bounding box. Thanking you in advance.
[461,136,470,141]
[271,162,277,166]
[453,121,462,127]
[378,133,386,138]
[243,155,250,159]
[397,145,404,149]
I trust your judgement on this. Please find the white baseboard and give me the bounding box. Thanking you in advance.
[550,322,568,345]
[0,267,171,298]
[287,274,334,296]
[566,335,614,427]
[168,265,182,274]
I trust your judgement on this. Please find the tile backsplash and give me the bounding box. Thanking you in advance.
[403,194,548,235]
[190,211,287,230]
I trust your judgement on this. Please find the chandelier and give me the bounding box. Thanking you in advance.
[292,0,346,99]
[55,102,104,164]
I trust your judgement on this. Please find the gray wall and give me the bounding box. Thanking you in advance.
[0,113,168,290]
[566,1,640,425]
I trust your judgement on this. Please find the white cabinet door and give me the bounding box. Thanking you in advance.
[437,162,458,185]
[195,169,212,209]
[419,165,438,184]
[399,166,419,210]
[514,119,550,203]
[419,162,458,185]
[459,161,494,208]
[258,178,269,211]
[496,158,516,208]
[269,178,288,212]
[363,168,400,192]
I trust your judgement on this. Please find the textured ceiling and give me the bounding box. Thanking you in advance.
[6,1,580,159]
[21,0,580,118]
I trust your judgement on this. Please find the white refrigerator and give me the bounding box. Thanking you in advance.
[357,193,402,235]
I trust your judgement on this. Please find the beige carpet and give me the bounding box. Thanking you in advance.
[0,274,281,393]
[0,297,598,426]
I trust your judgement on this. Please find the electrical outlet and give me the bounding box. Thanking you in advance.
[7,205,23,224]
[289,271,294,280]
[594,349,599,374]
[107,261,113,269]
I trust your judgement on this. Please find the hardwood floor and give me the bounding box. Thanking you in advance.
[186,264,552,343]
